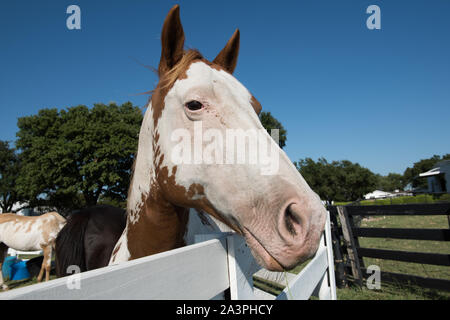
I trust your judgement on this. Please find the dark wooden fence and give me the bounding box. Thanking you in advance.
[328,203,450,291]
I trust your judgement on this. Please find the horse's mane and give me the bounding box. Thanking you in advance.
[55,210,89,276]
[157,49,204,92]
[55,205,126,277]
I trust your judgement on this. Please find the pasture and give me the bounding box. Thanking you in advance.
[336,210,450,299]
[336,212,449,300]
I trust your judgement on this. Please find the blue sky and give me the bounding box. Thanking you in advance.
[0,0,449,175]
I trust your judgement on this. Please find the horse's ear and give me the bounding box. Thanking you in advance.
[158,5,185,77]
[213,29,240,74]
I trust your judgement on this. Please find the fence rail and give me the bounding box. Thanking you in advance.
[329,203,450,292]
[353,227,450,241]
[0,212,336,300]
[344,203,450,216]
[356,247,450,266]
[1,239,230,300]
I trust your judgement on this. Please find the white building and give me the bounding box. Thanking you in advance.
[419,160,450,193]
[364,190,393,200]
[364,189,412,200]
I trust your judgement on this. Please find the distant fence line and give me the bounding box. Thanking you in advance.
[329,203,450,291]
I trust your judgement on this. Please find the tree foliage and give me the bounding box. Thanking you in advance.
[376,173,405,192]
[403,154,450,190]
[16,102,143,213]
[259,111,287,148]
[295,157,377,202]
[0,141,23,212]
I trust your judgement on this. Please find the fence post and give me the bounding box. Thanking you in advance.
[313,211,338,300]
[195,233,261,300]
[328,206,348,288]
[324,211,337,299]
[194,232,231,300]
[347,214,366,271]
[337,206,363,286]
[226,234,260,300]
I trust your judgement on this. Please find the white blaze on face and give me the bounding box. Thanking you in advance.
[157,61,278,187]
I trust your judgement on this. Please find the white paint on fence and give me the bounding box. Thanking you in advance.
[0,212,336,300]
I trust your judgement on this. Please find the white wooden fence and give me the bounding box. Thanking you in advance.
[7,249,43,258]
[0,212,336,300]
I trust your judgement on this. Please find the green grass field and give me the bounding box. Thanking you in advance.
[358,215,450,281]
[336,282,450,300]
[321,213,449,299]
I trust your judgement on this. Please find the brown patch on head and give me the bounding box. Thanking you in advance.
[151,49,259,128]
[151,49,204,127]
[158,50,204,94]
[155,165,242,234]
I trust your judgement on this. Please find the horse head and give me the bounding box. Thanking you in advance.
[112,5,326,272]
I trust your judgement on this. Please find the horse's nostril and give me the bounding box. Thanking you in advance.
[284,204,301,237]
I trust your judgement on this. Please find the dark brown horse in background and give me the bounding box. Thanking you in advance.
[55,205,125,276]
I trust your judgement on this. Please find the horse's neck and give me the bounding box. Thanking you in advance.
[126,104,156,225]
[110,104,189,263]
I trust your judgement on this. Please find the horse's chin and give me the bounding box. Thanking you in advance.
[242,228,284,272]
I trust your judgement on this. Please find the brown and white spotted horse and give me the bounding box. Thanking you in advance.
[0,211,66,290]
[109,5,326,270]
[56,5,326,276]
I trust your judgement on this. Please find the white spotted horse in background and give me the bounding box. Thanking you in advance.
[0,212,66,290]
[56,5,327,277]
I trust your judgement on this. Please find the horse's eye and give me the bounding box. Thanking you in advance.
[185,100,203,111]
